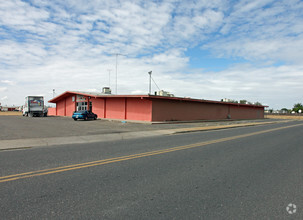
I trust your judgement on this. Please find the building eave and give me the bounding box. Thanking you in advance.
[48,91,267,108]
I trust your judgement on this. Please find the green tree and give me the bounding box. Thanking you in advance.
[293,103,303,113]
[281,108,290,113]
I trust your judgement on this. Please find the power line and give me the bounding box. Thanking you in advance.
[151,76,161,91]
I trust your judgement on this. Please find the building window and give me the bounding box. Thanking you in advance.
[77,102,87,111]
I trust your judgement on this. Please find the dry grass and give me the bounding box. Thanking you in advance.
[0,111,22,116]
[266,115,303,120]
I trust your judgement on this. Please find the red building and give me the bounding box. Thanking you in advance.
[48,91,265,122]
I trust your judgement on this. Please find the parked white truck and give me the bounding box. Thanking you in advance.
[23,96,46,117]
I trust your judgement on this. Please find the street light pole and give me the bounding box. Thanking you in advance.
[148,71,152,95]
[115,54,118,94]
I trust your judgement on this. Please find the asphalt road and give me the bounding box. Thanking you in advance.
[1,121,303,219]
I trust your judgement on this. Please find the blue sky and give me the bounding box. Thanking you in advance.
[1,0,303,109]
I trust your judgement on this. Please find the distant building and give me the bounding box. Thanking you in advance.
[0,106,18,111]
[221,98,236,103]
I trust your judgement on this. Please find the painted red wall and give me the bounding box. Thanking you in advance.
[151,99,264,121]
[66,96,75,116]
[106,98,126,119]
[230,105,264,119]
[48,107,56,116]
[90,98,105,118]
[151,99,229,121]
[90,97,151,121]
[56,99,65,116]
[125,98,152,121]
[55,97,76,116]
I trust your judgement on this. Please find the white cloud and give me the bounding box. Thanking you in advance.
[0,0,302,110]
[0,0,49,26]
[209,0,303,64]
[131,90,145,95]
[0,87,8,92]
[1,96,8,101]
[1,80,15,86]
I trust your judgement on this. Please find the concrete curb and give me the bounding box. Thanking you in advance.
[0,130,174,151]
[0,120,287,151]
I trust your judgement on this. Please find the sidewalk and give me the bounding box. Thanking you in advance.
[0,120,288,151]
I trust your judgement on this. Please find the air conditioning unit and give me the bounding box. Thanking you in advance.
[156,90,174,97]
[102,87,111,94]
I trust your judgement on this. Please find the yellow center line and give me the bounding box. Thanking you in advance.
[1,123,302,183]
[170,121,288,133]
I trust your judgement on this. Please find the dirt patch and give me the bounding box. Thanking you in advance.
[0,111,22,116]
[265,115,303,120]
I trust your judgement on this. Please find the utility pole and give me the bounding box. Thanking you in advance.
[148,71,152,95]
[53,89,55,98]
[113,53,126,94]
[107,69,112,88]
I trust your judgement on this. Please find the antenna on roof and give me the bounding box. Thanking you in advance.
[112,53,126,94]
[107,69,112,88]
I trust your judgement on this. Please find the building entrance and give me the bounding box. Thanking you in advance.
[77,102,92,111]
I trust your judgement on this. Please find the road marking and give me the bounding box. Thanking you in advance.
[1,123,303,183]
[170,120,291,133]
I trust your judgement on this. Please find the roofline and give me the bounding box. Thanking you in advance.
[146,95,267,108]
[48,91,267,108]
[48,91,150,103]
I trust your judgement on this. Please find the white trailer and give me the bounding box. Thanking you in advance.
[23,96,45,117]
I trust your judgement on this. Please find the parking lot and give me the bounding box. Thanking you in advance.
[0,114,280,141]
[0,116,160,140]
